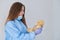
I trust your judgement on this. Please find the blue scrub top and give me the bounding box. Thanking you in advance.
[5,18,35,40]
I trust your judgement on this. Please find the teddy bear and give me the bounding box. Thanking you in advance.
[27,20,44,32]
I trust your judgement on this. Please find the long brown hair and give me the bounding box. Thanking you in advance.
[5,2,27,27]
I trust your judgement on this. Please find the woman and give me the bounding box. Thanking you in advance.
[5,2,43,40]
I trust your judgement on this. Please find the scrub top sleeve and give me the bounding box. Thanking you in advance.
[5,21,35,40]
[18,32,35,40]
[5,21,21,38]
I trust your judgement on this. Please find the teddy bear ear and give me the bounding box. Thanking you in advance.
[37,20,44,25]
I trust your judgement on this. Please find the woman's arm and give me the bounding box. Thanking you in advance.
[5,21,35,40]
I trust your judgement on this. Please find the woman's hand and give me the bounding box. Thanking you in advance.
[34,27,43,35]
[33,20,44,31]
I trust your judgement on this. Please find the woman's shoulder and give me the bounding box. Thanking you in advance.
[5,20,14,26]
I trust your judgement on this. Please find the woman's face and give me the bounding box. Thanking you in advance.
[19,6,24,16]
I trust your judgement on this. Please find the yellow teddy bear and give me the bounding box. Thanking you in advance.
[27,20,44,32]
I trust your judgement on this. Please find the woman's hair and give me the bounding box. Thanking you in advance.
[5,2,27,27]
